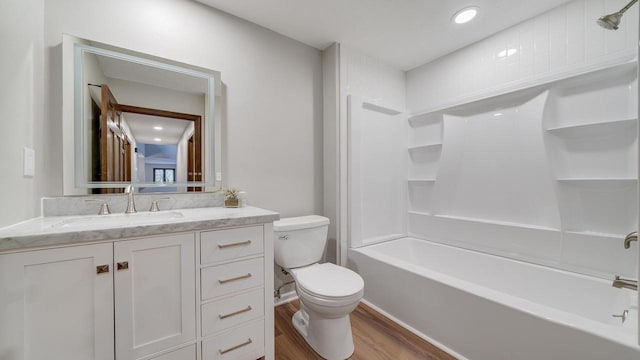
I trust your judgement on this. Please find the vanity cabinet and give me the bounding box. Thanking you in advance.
[0,222,274,360]
[114,234,196,360]
[0,243,115,360]
[199,225,272,360]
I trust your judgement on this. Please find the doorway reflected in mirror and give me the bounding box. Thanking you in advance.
[88,84,202,194]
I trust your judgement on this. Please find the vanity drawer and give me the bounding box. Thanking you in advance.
[201,226,264,265]
[202,288,264,336]
[201,257,264,300]
[202,320,264,360]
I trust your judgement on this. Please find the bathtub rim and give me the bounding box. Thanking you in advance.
[349,236,639,351]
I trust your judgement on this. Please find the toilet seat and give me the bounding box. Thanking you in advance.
[291,263,364,306]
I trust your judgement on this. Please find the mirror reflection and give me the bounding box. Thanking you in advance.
[70,38,218,193]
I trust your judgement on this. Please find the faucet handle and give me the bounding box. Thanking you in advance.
[85,199,111,215]
[149,197,170,212]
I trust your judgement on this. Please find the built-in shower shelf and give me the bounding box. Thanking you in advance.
[545,118,637,137]
[556,177,636,183]
[409,211,559,232]
[408,179,436,183]
[564,230,625,240]
[408,112,443,125]
[408,143,443,152]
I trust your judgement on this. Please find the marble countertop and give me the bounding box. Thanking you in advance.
[0,206,280,252]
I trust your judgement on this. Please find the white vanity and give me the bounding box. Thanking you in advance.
[0,206,278,360]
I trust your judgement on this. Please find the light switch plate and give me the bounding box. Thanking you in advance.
[23,147,35,177]
[216,172,222,181]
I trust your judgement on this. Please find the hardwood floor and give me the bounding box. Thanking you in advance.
[275,300,456,360]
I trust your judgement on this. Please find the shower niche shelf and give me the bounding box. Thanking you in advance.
[545,117,637,179]
[544,62,638,237]
[408,211,560,232]
[407,111,443,213]
[433,214,559,232]
[408,112,443,149]
[408,119,443,180]
[556,177,637,183]
[408,144,442,179]
[408,143,443,152]
[563,230,624,240]
[543,61,637,130]
[545,117,636,136]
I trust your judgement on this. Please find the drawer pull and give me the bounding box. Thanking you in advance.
[217,240,252,249]
[117,261,129,270]
[219,305,252,319]
[219,338,252,355]
[218,273,252,284]
[96,265,109,274]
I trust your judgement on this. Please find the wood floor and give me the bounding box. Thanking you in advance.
[275,300,456,360]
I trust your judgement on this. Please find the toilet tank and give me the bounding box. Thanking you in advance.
[273,215,330,269]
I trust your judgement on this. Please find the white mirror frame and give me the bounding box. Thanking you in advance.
[62,34,222,194]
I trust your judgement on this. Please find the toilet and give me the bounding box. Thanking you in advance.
[274,215,364,360]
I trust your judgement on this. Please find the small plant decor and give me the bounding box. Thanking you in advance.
[224,187,240,208]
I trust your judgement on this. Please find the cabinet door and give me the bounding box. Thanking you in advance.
[0,243,114,360]
[114,233,196,359]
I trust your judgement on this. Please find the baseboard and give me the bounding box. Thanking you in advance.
[360,299,468,360]
[274,290,298,307]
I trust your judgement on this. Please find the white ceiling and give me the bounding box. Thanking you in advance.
[196,0,572,70]
[125,113,192,145]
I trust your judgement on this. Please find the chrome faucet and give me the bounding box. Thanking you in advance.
[612,276,637,291]
[623,231,637,249]
[125,184,137,214]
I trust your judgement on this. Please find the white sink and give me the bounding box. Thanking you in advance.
[52,211,185,229]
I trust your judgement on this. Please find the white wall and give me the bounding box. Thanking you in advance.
[44,0,323,218]
[323,44,407,266]
[322,44,339,265]
[341,47,406,112]
[407,0,638,113]
[337,46,406,264]
[0,0,47,227]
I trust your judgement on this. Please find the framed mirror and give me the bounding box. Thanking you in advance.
[62,34,221,194]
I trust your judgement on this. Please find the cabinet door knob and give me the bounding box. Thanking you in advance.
[96,265,110,274]
[117,261,129,270]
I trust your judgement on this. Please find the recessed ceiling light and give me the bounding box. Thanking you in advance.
[453,6,478,24]
[153,138,162,142]
[153,126,163,130]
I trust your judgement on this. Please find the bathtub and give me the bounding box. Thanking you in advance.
[348,237,640,360]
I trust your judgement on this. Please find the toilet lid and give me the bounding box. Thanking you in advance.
[292,263,364,299]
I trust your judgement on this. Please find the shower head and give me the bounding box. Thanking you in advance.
[597,0,638,30]
[597,12,624,30]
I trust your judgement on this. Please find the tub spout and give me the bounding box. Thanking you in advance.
[623,231,637,249]
[612,276,637,290]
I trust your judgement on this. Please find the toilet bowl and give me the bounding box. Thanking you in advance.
[274,216,364,360]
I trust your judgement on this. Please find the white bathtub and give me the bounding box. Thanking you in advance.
[348,237,640,360]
